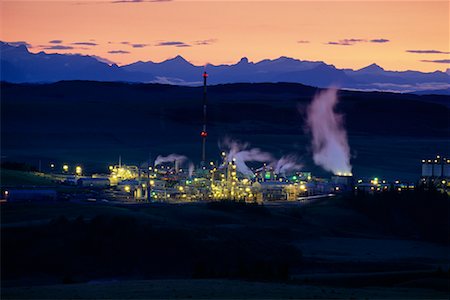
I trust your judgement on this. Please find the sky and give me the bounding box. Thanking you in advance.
[1,0,449,72]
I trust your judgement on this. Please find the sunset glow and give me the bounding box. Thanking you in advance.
[1,0,449,71]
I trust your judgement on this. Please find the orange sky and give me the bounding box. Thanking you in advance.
[1,1,448,72]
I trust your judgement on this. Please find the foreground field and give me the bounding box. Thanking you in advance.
[3,278,449,299]
[1,189,449,299]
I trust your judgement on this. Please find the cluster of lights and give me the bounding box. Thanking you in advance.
[336,172,353,177]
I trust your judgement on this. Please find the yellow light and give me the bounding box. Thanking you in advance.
[124,185,131,192]
[442,180,446,184]
[75,166,82,175]
[300,184,306,190]
[437,155,440,158]
[422,160,425,163]
[245,187,251,192]
[178,186,184,192]
[109,165,113,171]
[63,164,69,172]
[210,161,214,166]
[142,184,146,188]
[397,188,402,191]
[149,180,155,186]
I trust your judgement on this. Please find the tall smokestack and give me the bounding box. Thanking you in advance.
[200,71,208,165]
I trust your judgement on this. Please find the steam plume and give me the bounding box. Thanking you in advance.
[305,88,352,175]
[154,154,188,166]
[219,138,274,177]
[188,163,195,177]
[272,154,303,175]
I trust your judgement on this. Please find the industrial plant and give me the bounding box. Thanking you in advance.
[1,73,448,203]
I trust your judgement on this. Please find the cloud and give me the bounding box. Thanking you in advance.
[49,40,63,44]
[71,42,98,46]
[420,59,450,64]
[43,45,74,50]
[194,39,217,46]
[7,41,32,48]
[108,50,130,54]
[155,41,191,47]
[326,38,366,46]
[407,49,450,54]
[327,38,389,46]
[111,0,172,3]
[131,43,149,48]
[151,76,201,86]
[370,39,390,43]
[297,40,310,44]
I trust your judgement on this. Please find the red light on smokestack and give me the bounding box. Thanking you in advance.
[200,131,208,137]
[203,71,208,78]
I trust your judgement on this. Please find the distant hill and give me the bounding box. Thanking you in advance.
[1,81,449,180]
[1,41,449,94]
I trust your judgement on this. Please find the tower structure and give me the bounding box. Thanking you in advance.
[200,71,208,165]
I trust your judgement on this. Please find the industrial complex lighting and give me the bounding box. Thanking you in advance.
[75,166,82,175]
[63,164,69,172]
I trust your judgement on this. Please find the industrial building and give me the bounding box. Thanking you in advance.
[420,155,450,194]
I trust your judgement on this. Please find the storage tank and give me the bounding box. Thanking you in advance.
[443,160,450,178]
[421,162,433,177]
[432,163,442,177]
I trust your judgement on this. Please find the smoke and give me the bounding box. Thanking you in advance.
[219,138,274,177]
[272,154,303,175]
[154,154,188,166]
[305,88,352,175]
[188,163,195,177]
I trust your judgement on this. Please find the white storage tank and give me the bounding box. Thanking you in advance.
[421,162,433,177]
[443,160,450,178]
[432,163,443,177]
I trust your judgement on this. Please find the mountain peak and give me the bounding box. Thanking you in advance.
[358,63,385,73]
[165,55,190,64]
[237,57,249,64]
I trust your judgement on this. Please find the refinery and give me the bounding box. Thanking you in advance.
[1,73,449,203]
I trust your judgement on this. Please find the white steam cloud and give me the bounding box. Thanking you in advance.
[219,138,303,177]
[272,154,303,175]
[219,138,274,177]
[305,88,352,175]
[188,163,195,177]
[154,154,188,166]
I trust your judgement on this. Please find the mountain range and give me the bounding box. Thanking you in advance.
[1,41,449,94]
